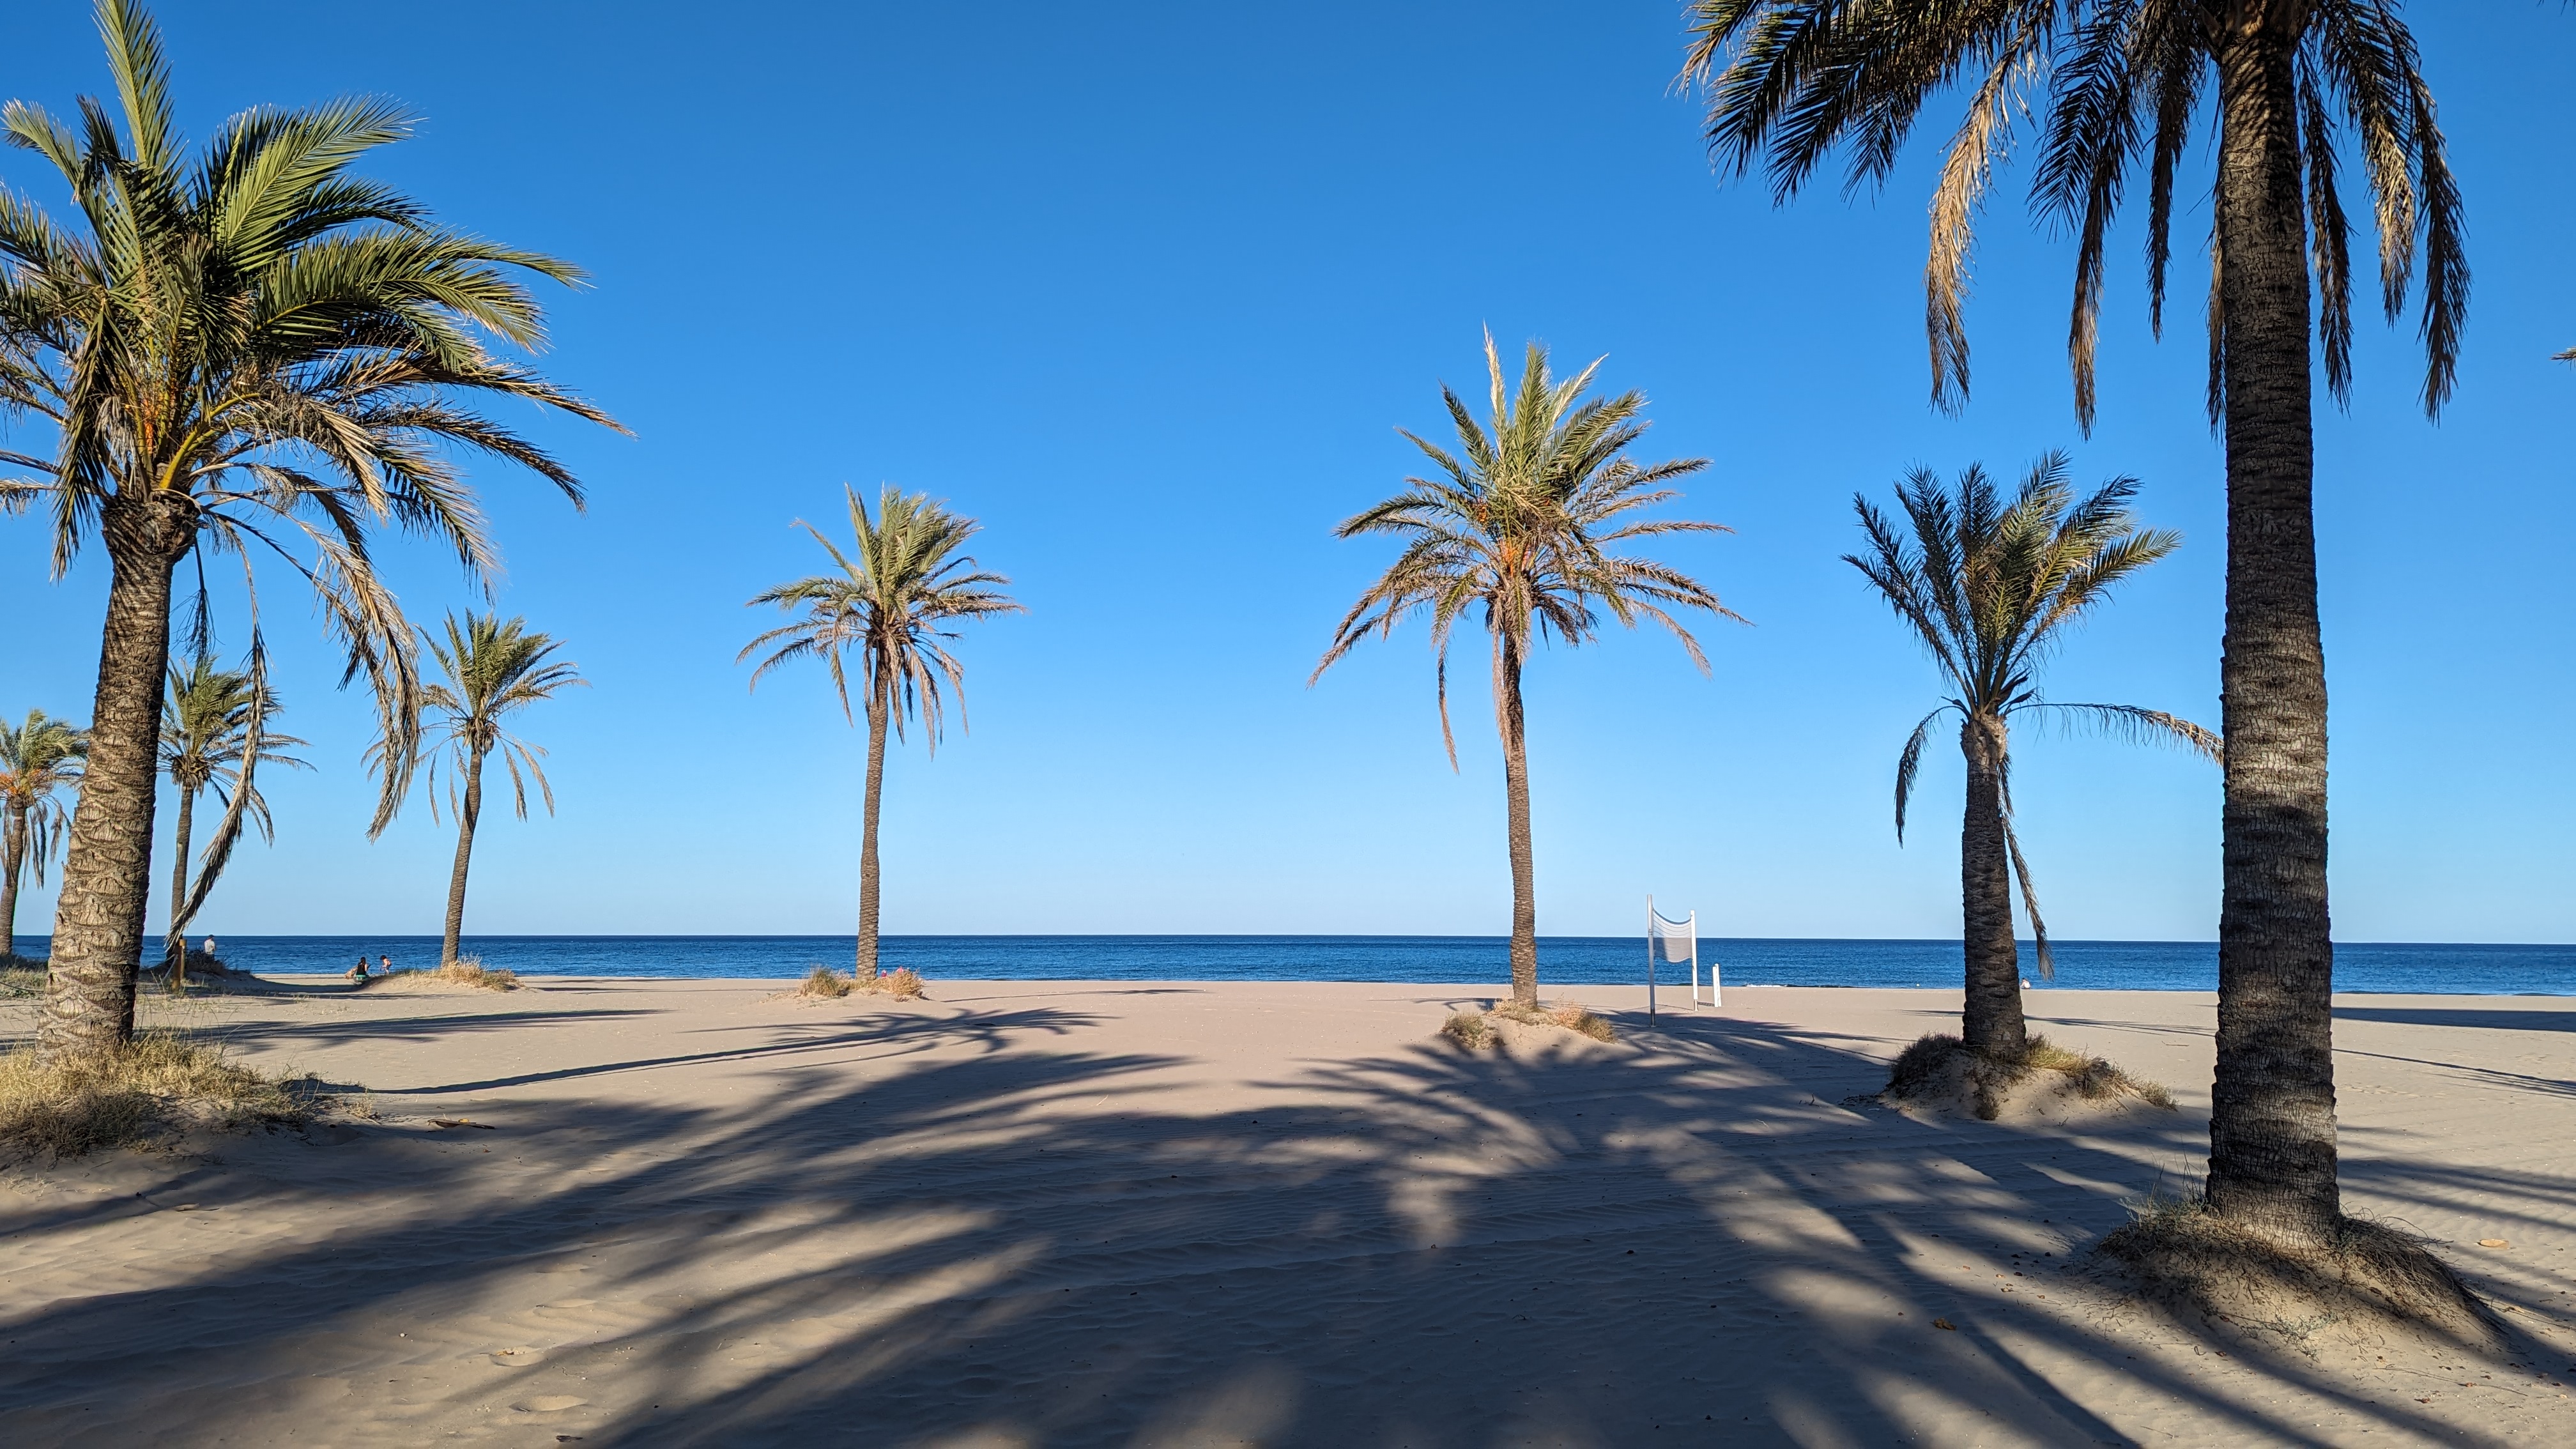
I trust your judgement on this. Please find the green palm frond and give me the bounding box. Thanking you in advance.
[1314,334,1738,763]
[740,486,1022,752]
[1683,1,2469,424]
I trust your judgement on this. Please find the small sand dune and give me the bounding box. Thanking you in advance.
[2,977,2571,1445]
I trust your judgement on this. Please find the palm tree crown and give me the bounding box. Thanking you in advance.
[1314,335,1739,760]
[740,486,1023,745]
[160,656,308,848]
[1,709,88,925]
[1849,454,2217,974]
[419,613,585,823]
[1682,1,2465,423]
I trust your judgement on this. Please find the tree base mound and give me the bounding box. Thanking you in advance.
[783,965,928,1003]
[1441,1000,1616,1053]
[1883,1032,2172,1123]
[2097,1199,2499,1355]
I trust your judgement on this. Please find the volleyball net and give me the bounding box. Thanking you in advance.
[1647,898,1715,1011]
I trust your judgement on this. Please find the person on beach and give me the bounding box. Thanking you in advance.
[346,954,369,984]
[379,955,393,976]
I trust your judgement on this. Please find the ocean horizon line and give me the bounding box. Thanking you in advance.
[14,933,2572,995]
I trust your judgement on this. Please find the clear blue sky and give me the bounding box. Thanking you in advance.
[3,3,2570,942]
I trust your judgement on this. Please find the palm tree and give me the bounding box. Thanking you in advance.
[1683,1,2465,1246]
[1,710,88,958]
[1314,336,1737,1009]
[740,487,1020,979]
[1850,455,2216,1059]
[158,657,309,987]
[414,613,583,969]
[0,1,619,1057]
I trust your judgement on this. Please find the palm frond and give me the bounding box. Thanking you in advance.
[1892,704,1949,844]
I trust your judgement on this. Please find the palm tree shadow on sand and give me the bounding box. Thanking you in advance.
[0,1002,2564,1445]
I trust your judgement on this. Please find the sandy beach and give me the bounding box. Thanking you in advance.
[3,976,2571,1446]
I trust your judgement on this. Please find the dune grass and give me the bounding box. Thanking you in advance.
[1441,1011,1496,1050]
[381,956,520,992]
[1888,1031,2172,1119]
[1,960,44,998]
[799,965,854,999]
[797,965,928,1002]
[0,1032,333,1162]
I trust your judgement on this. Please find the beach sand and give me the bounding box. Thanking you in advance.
[2,976,2570,1446]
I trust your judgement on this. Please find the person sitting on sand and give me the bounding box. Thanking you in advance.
[346,954,369,984]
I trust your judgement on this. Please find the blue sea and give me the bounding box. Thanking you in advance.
[11,935,2573,995]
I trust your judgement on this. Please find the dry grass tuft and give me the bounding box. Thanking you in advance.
[1887,1032,2171,1119]
[1549,1001,1616,1041]
[381,957,520,992]
[792,965,928,1002]
[2099,1196,2496,1347]
[0,1032,334,1162]
[799,965,855,998]
[1441,1011,1496,1050]
[0,962,44,998]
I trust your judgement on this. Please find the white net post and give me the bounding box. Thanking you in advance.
[1645,896,1657,1020]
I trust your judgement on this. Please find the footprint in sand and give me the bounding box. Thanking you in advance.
[513,1395,588,1413]
[487,1347,546,1367]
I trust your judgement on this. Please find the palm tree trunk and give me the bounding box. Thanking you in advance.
[1494,633,1539,1008]
[38,493,192,1059]
[1,806,24,958]
[2205,14,2340,1247]
[441,746,487,969]
[1959,714,2027,1057]
[164,785,196,987]
[857,694,888,979]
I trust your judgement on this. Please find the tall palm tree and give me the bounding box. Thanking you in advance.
[1851,455,2217,1059]
[1683,1,2465,1246]
[1,710,87,958]
[414,613,582,969]
[740,487,1020,979]
[0,1,619,1057]
[1314,336,1737,1009]
[158,656,308,986]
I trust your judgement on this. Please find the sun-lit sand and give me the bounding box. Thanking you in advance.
[3,975,2571,1445]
